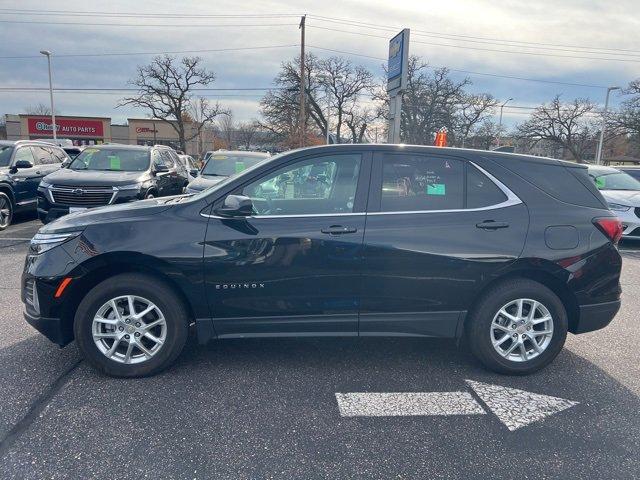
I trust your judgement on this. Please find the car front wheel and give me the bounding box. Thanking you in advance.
[0,192,14,230]
[74,273,189,377]
[466,279,568,375]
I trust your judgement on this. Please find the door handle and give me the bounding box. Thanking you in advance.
[476,220,509,230]
[321,225,358,235]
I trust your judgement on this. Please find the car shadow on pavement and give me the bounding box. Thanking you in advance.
[1,332,639,479]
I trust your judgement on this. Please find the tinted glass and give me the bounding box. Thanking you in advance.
[0,146,13,167]
[381,154,464,211]
[467,164,507,208]
[242,154,361,216]
[70,147,150,172]
[203,153,268,177]
[14,146,36,165]
[504,160,605,209]
[590,171,640,191]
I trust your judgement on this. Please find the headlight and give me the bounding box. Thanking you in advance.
[608,203,631,212]
[39,180,52,189]
[30,231,83,255]
[117,183,143,191]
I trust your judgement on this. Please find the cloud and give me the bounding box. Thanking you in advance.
[0,0,637,126]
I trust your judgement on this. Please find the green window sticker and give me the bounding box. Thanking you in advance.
[235,161,245,174]
[108,155,121,170]
[595,177,605,189]
[426,183,446,195]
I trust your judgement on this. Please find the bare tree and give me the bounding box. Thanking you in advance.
[218,113,235,149]
[25,103,58,115]
[516,96,605,162]
[312,57,375,143]
[400,59,471,145]
[236,121,259,149]
[119,55,227,152]
[618,79,640,137]
[454,93,498,147]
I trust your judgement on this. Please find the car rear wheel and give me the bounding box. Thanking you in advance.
[74,273,189,377]
[466,279,568,375]
[0,192,13,230]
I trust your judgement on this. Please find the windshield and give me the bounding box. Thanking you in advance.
[592,171,640,191]
[70,147,150,172]
[201,153,267,177]
[0,146,13,167]
[189,151,284,203]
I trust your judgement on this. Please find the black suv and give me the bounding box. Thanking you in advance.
[0,140,68,230]
[37,144,189,223]
[22,145,622,377]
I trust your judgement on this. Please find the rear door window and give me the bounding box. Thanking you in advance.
[380,154,464,211]
[30,146,53,165]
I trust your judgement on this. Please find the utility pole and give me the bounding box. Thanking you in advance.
[299,15,306,148]
[595,86,621,165]
[39,50,56,141]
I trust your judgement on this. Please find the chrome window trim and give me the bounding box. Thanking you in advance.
[201,161,522,219]
[370,161,521,216]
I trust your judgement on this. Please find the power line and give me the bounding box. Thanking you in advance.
[0,8,301,18]
[307,25,640,63]
[308,14,640,55]
[0,87,282,92]
[0,20,298,27]
[307,45,608,89]
[0,44,299,60]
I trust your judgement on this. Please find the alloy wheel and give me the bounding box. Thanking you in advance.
[92,295,167,364]
[0,196,11,228]
[490,298,554,362]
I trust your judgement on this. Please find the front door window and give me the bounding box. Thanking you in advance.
[241,154,361,216]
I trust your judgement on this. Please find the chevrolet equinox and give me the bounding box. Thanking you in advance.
[22,145,622,377]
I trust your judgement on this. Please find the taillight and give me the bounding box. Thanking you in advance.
[593,217,623,244]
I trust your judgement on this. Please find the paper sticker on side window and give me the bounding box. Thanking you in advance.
[426,183,446,195]
[594,177,605,189]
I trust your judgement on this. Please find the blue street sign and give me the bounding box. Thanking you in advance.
[388,30,406,80]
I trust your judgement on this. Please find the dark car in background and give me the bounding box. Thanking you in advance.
[22,145,622,378]
[185,150,269,194]
[37,144,188,224]
[0,140,68,230]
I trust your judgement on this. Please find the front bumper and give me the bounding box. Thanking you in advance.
[23,309,71,346]
[572,300,621,334]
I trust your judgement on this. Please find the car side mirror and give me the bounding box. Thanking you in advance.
[14,159,34,169]
[190,168,199,177]
[215,194,253,218]
[154,164,169,174]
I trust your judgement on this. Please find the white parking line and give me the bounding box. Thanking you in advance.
[335,392,486,417]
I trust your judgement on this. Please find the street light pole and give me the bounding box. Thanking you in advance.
[39,50,56,141]
[497,97,513,147]
[595,86,621,165]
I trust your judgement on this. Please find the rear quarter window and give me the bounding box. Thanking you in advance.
[504,160,606,209]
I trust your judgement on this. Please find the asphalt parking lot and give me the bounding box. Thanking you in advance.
[1,216,639,479]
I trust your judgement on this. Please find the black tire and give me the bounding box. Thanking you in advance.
[0,192,14,231]
[466,278,568,375]
[145,191,156,199]
[74,273,189,377]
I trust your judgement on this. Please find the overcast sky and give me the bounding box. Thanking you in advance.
[0,0,638,127]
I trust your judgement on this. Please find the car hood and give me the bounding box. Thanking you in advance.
[44,168,149,186]
[187,175,227,191]
[600,189,640,207]
[39,196,181,233]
